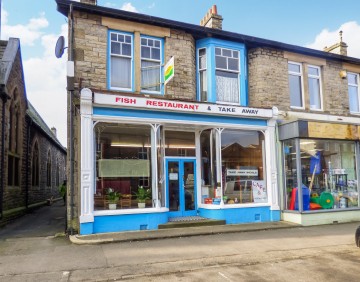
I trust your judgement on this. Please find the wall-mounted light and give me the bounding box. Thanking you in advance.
[339,70,347,79]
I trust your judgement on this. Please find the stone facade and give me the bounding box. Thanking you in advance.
[248,47,353,116]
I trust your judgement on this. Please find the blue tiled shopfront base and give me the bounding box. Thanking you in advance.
[198,206,280,224]
[79,208,280,234]
[80,212,168,235]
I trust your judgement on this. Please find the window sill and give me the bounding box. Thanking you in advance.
[199,203,270,209]
[94,207,168,216]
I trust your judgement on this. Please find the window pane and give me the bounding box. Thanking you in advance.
[299,140,358,210]
[199,54,206,69]
[151,48,160,60]
[349,85,359,112]
[289,74,303,107]
[222,49,232,57]
[154,40,160,48]
[348,73,358,85]
[222,130,266,205]
[148,39,154,47]
[111,56,131,89]
[94,123,152,211]
[309,77,321,109]
[122,43,131,56]
[141,61,160,92]
[125,35,131,43]
[289,63,300,73]
[165,131,195,157]
[111,33,117,41]
[228,58,239,71]
[215,56,227,69]
[200,70,207,101]
[216,71,239,103]
[141,38,147,45]
[215,48,221,55]
[308,67,319,76]
[141,46,151,59]
[283,139,297,210]
[233,50,239,58]
[118,34,124,42]
[111,42,120,54]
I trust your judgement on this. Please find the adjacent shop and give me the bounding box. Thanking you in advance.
[79,88,280,235]
[280,120,360,225]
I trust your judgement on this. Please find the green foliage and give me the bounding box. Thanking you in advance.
[106,188,121,203]
[133,186,151,203]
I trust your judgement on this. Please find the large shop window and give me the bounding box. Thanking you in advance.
[94,123,152,211]
[200,129,267,205]
[284,139,359,211]
[164,130,195,157]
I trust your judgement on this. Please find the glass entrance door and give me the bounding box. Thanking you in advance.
[166,159,196,217]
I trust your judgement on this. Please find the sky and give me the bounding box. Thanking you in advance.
[1,0,360,147]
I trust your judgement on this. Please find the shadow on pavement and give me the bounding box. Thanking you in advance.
[0,200,66,239]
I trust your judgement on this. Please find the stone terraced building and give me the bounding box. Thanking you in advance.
[56,0,360,235]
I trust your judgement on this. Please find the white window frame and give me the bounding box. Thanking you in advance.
[215,47,240,105]
[308,65,323,111]
[348,72,360,114]
[198,48,207,102]
[140,36,162,94]
[288,61,305,109]
[109,31,133,91]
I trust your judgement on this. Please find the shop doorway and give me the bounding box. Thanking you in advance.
[166,159,197,217]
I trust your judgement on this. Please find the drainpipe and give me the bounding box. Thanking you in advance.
[68,4,75,235]
[0,85,10,220]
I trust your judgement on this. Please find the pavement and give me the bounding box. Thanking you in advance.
[70,220,301,245]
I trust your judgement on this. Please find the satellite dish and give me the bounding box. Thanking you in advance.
[55,36,66,58]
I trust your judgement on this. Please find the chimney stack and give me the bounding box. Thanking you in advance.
[51,127,57,137]
[200,5,223,30]
[323,30,348,56]
[80,0,97,5]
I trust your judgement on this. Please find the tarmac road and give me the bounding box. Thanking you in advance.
[0,202,359,281]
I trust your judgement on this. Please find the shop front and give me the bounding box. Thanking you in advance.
[280,120,360,225]
[79,88,280,235]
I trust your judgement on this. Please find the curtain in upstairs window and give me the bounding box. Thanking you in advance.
[111,57,131,89]
[216,71,239,103]
[141,60,160,92]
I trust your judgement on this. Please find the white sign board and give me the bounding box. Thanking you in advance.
[169,173,178,180]
[252,180,267,203]
[94,93,274,118]
[227,169,258,177]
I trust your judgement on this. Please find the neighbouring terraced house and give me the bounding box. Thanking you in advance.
[56,0,360,235]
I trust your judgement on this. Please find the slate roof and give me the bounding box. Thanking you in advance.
[26,100,67,153]
[56,0,360,65]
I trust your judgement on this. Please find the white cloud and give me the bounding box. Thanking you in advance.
[23,24,68,147]
[121,2,138,12]
[1,9,49,46]
[148,3,155,9]
[306,21,360,59]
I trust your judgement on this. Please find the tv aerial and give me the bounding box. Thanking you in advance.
[55,36,67,58]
